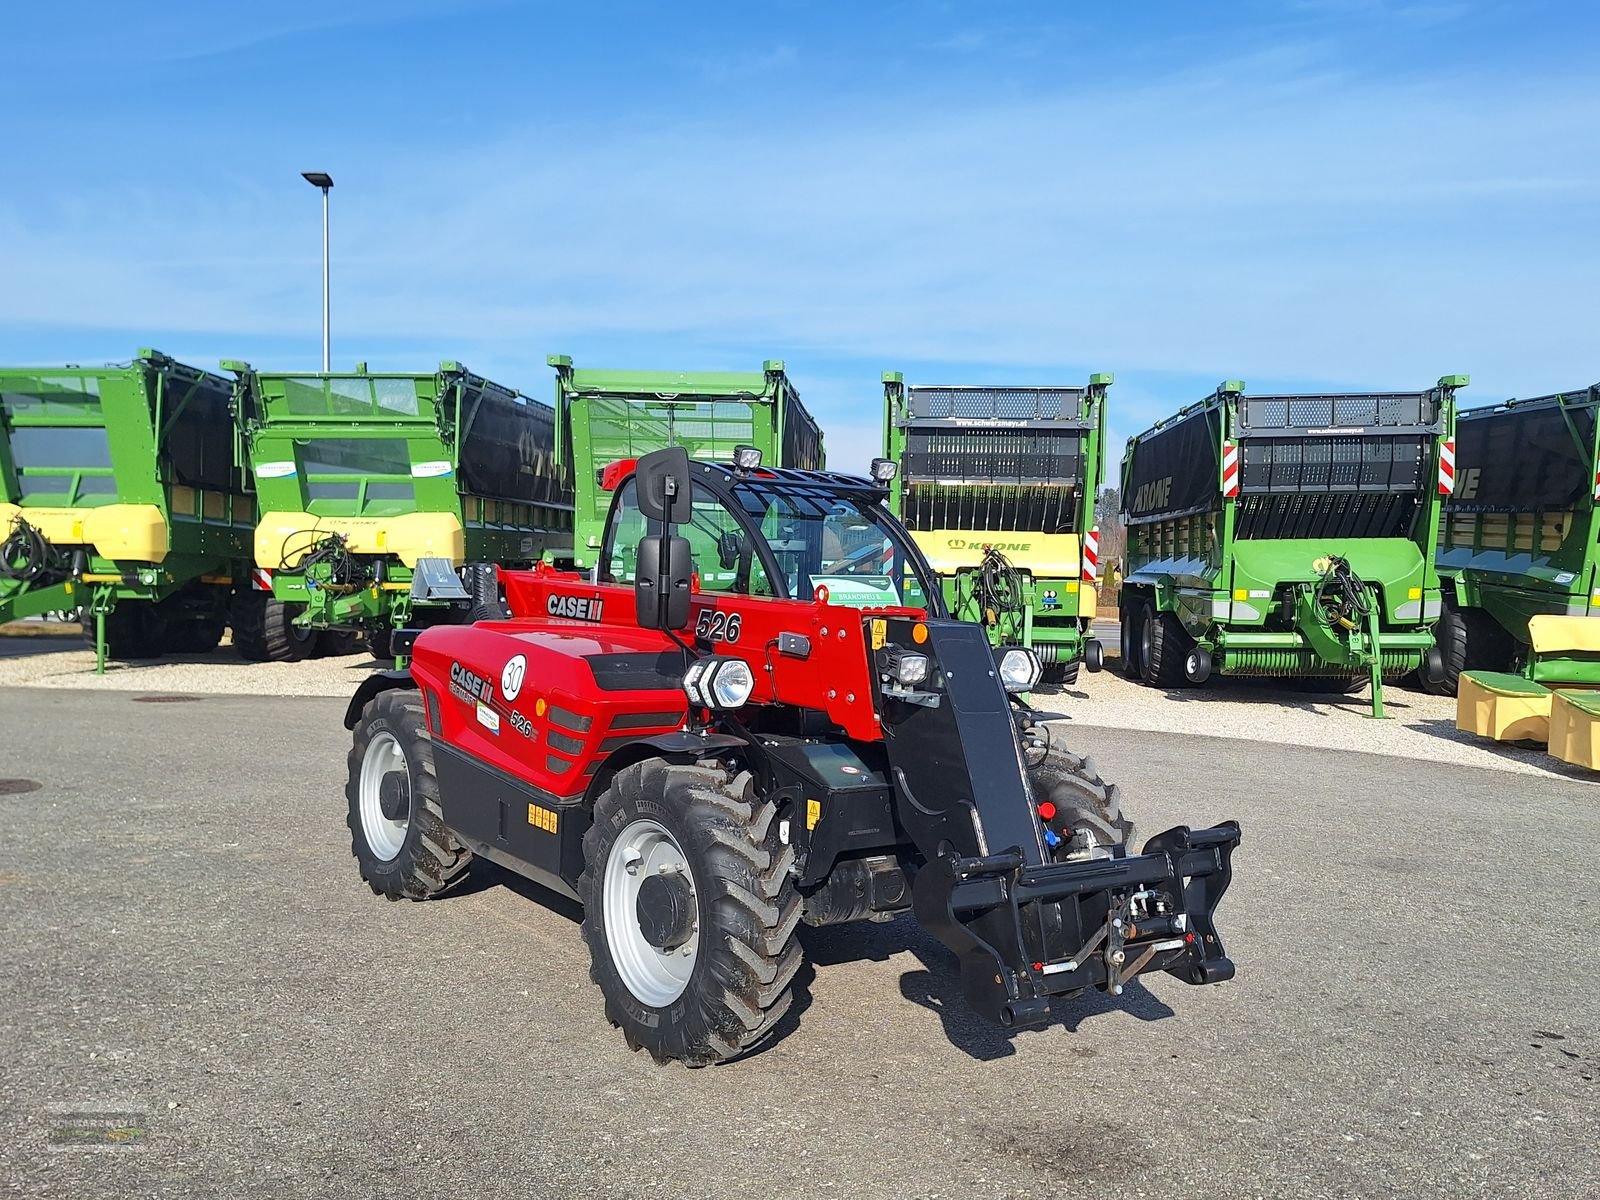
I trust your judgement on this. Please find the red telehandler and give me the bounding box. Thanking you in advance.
[344,446,1240,1064]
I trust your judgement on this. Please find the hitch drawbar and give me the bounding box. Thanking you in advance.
[912,822,1241,1028]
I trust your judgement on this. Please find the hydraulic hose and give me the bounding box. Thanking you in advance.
[972,545,1026,628]
[1313,555,1373,632]
[0,516,65,584]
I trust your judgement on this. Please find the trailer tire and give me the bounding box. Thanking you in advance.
[262,598,317,662]
[346,690,472,900]
[1040,659,1080,687]
[1139,610,1190,689]
[1419,606,1468,695]
[229,592,270,661]
[166,616,225,655]
[463,563,509,623]
[87,603,166,660]
[317,630,361,657]
[367,626,394,662]
[1023,725,1135,856]
[1120,601,1143,679]
[580,759,802,1067]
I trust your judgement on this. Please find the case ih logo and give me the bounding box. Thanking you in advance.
[1131,476,1172,514]
[547,594,605,622]
[449,662,494,705]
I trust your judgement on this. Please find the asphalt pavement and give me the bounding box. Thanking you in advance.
[1,689,1596,1199]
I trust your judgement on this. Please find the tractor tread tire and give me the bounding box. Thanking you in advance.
[87,602,165,660]
[345,690,471,900]
[579,760,802,1067]
[1023,725,1135,856]
[1140,609,1190,689]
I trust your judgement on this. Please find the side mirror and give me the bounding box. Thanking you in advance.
[635,445,692,525]
[636,534,692,630]
[632,446,695,631]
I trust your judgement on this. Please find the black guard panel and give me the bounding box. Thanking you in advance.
[432,742,589,899]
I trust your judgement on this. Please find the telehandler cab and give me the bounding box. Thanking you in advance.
[344,446,1241,1065]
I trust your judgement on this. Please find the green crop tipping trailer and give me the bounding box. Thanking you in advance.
[548,356,824,570]
[1120,376,1467,717]
[1427,383,1600,692]
[0,351,254,670]
[228,361,573,661]
[881,372,1112,684]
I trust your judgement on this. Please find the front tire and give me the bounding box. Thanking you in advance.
[579,760,802,1066]
[1023,725,1135,857]
[345,690,471,900]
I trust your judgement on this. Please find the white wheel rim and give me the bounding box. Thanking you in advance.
[603,818,699,1008]
[358,731,410,861]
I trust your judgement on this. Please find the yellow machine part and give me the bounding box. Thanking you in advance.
[1456,672,1552,743]
[910,529,1083,576]
[1548,690,1600,770]
[254,511,465,569]
[0,502,169,563]
[1527,613,1600,656]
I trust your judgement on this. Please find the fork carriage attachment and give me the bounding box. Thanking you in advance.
[914,823,1240,1027]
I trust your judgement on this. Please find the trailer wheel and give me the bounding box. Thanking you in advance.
[317,630,361,657]
[1040,659,1080,687]
[579,759,802,1066]
[346,690,471,900]
[1023,726,1135,856]
[262,598,316,662]
[229,592,270,661]
[1119,601,1143,679]
[367,626,394,662]
[1139,610,1190,688]
[86,603,166,660]
[165,616,225,655]
[462,563,509,623]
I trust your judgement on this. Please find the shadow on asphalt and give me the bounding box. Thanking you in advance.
[1406,716,1596,781]
[805,914,1174,1062]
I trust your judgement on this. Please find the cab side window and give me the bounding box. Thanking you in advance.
[602,480,649,583]
[602,479,772,596]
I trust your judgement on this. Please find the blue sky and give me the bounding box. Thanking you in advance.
[3,1,1597,467]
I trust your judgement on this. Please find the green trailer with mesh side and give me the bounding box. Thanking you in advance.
[881,372,1112,684]
[0,351,255,670]
[228,361,573,661]
[1120,376,1467,717]
[1428,383,1600,692]
[548,356,824,570]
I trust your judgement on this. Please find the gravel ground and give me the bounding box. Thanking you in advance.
[1,692,1595,1199]
[0,623,1586,782]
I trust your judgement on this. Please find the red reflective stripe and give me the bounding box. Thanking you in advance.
[1221,442,1240,498]
[252,568,274,591]
[1438,439,1456,495]
[1082,527,1100,582]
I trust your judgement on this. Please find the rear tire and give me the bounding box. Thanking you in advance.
[579,759,802,1066]
[1023,725,1135,857]
[1139,610,1190,688]
[1419,605,1515,696]
[262,598,316,662]
[346,690,471,900]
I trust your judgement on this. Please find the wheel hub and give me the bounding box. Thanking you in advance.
[635,870,695,951]
[378,771,410,822]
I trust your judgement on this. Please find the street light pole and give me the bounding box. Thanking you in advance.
[301,172,334,372]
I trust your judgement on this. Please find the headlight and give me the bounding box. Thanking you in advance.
[997,647,1041,692]
[879,645,928,687]
[683,656,755,709]
[732,445,763,471]
[869,457,898,483]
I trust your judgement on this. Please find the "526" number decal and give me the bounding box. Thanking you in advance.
[695,609,743,644]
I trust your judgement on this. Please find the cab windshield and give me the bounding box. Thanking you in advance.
[729,481,942,612]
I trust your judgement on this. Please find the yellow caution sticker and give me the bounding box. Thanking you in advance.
[527,803,558,834]
[1407,587,1423,600]
[1233,588,1248,601]
[806,798,822,830]
[870,619,886,650]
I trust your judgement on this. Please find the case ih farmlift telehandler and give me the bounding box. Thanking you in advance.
[344,446,1240,1064]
